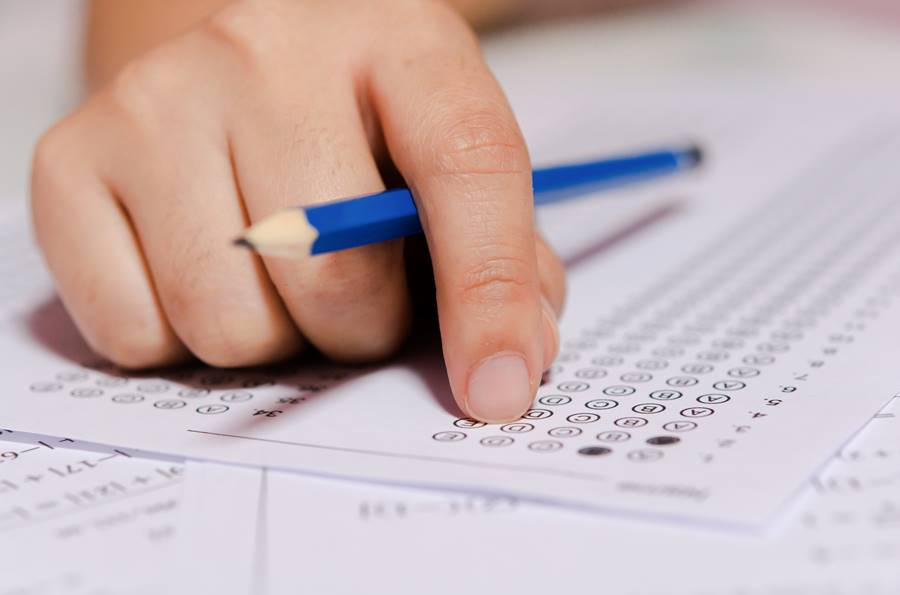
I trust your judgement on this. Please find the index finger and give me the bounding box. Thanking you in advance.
[369,7,545,422]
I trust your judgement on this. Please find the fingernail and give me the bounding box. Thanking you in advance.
[541,297,559,369]
[466,353,532,423]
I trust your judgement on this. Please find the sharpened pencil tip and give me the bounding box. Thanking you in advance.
[685,145,704,167]
[232,209,319,259]
[233,237,254,250]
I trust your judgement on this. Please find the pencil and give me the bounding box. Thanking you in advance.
[235,145,703,258]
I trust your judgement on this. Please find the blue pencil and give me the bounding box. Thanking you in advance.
[236,145,702,257]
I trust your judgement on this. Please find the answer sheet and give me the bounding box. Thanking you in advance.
[0,432,183,594]
[3,88,900,527]
[262,396,900,595]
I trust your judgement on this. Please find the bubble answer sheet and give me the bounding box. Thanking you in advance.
[4,87,900,528]
[259,396,900,595]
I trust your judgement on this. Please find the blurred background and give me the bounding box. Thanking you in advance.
[4,0,900,204]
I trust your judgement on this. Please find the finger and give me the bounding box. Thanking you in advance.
[370,7,546,422]
[31,118,189,368]
[92,69,304,368]
[536,231,566,369]
[227,77,411,362]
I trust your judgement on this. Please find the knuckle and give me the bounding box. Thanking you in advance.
[304,250,398,311]
[325,324,409,364]
[322,274,376,306]
[187,334,254,369]
[166,289,294,368]
[202,1,276,70]
[105,56,175,128]
[457,252,533,309]
[429,107,530,178]
[91,318,181,370]
[400,0,472,48]
[32,127,66,181]
[278,250,410,361]
[186,319,291,368]
[31,119,88,243]
[31,125,72,200]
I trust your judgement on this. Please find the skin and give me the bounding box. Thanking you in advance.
[31,0,566,424]
[82,0,522,90]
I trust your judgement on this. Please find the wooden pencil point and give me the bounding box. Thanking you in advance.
[236,208,319,258]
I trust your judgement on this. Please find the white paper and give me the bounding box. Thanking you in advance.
[3,89,900,527]
[0,431,184,594]
[262,395,900,595]
[171,461,264,595]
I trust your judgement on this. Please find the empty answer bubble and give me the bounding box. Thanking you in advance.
[636,359,668,370]
[628,449,663,462]
[603,386,636,396]
[575,368,607,379]
[592,356,624,366]
[615,417,648,428]
[522,409,553,420]
[501,423,534,433]
[153,399,186,410]
[680,407,714,418]
[538,395,572,406]
[697,394,731,404]
[585,399,619,410]
[620,372,652,383]
[30,382,63,393]
[596,430,631,442]
[566,413,600,424]
[112,393,144,404]
[712,380,746,391]
[548,427,582,438]
[649,390,682,401]
[454,418,486,429]
[728,367,760,378]
[666,376,699,387]
[681,363,713,374]
[528,440,563,452]
[56,371,88,382]
[178,388,210,398]
[70,388,103,398]
[138,382,170,394]
[557,381,590,392]
[432,431,466,442]
[221,391,254,403]
[480,436,513,447]
[632,403,665,414]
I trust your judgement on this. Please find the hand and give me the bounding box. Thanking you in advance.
[31,0,565,423]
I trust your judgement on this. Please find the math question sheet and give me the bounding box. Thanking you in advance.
[0,432,184,594]
[3,88,900,528]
